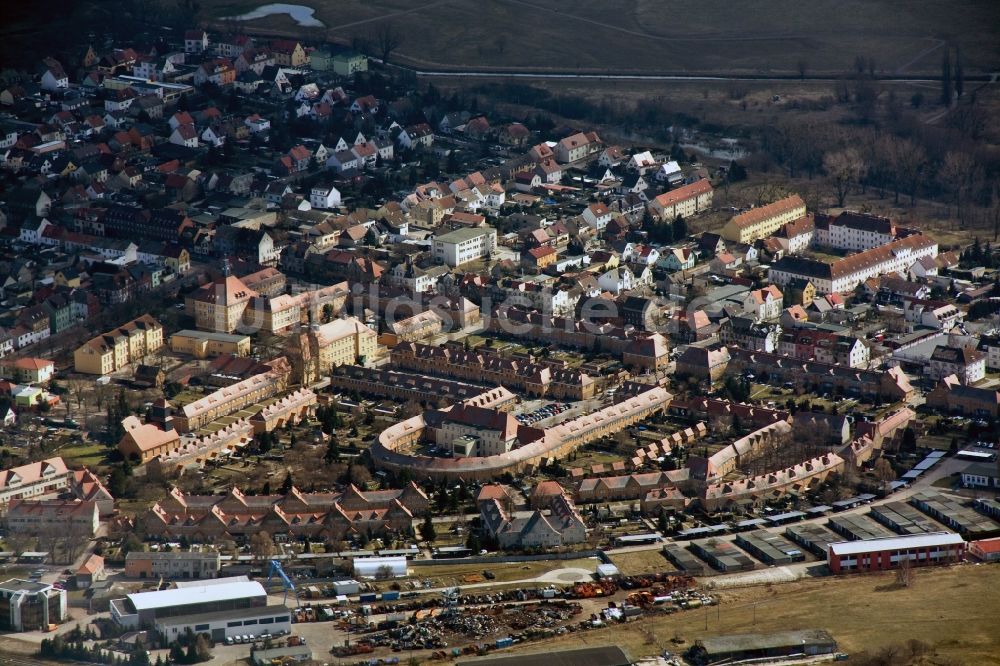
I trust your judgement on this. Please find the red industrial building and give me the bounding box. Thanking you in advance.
[827,532,965,574]
[969,537,1000,562]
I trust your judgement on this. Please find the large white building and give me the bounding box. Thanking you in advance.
[111,580,269,632]
[432,226,497,267]
[814,211,896,251]
[768,235,938,294]
[155,604,291,645]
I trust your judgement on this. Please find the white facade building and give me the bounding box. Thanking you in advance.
[432,227,497,267]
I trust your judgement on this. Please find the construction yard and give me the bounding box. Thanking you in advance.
[502,563,1000,663]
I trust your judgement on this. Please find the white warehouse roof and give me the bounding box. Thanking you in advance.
[353,556,407,577]
[829,532,964,557]
[128,581,266,612]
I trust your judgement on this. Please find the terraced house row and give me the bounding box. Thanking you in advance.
[141,483,431,542]
[390,341,597,400]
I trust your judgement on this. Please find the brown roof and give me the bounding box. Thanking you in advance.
[730,194,805,230]
[0,457,69,491]
[652,179,712,208]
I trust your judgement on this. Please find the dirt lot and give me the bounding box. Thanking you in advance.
[405,557,600,589]
[609,550,677,577]
[202,1,999,77]
[503,563,1000,663]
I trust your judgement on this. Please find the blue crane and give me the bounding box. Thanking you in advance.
[265,559,299,606]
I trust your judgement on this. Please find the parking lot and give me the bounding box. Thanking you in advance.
[515,401,572,426]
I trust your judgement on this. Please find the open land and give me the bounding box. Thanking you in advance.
[198,0,1000,77]
[503,564,1000,664]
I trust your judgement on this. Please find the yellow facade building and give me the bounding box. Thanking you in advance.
[170,330,251,359]
[290,317,378,385]
[74,314,164,375]
[721,194,807,243]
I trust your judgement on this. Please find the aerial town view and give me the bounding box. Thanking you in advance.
[0,1,999,665]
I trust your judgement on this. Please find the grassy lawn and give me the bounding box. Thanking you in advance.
[570,449,628,469]
[60,441,109,469]
[170,390,203,407]
[503,564,1000,663]
[609,550,676,577]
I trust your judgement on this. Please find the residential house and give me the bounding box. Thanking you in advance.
[647,179,714,220]
[926,345,987,384]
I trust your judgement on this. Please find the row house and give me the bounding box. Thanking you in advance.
[777,329,870,369]
[174,358,290,432]
[726,347,914,401]
[0,457,72,505]
[391,342,597,400]
[926,375,999,418]
[719,316,781,353]
[143,483,429,543]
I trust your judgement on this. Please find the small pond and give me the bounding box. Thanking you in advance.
[226,3,324,27]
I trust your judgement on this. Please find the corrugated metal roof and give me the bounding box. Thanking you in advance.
[829,531,963,556]
[127,581,265,611]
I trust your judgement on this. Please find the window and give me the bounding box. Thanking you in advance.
[243,619,257,625]
[275,616,290,623]
[227,621,242,628]
[194,624,209,632]
[259,618,274,624]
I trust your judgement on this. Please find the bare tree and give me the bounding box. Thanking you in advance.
[895,553,913,587]
[885,136,927,205]
[372,23,403,63]
[938,151,980,224]
[823,148,862,207]
[250,530,276,559]
[874,457,896,492]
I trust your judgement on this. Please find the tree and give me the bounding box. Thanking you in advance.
[941,49,952,106]
[873,457,896,491]
[954,46,964,98]
[939,151,980,223]
[895,553,913,587]
[901,427,917,453]
[249,531,276,559]
[419,513,436,542]
[280,471,294,493]
[823,148,862,207]
[348,464,371,486]
[888,137,927,205]
[796,58,808,79]
[373,23,403,63]
[672,215,688,242]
